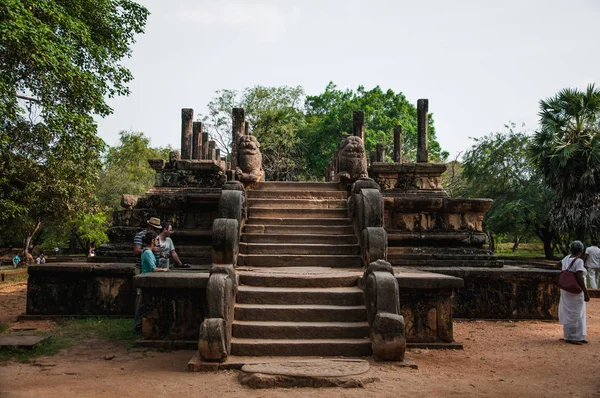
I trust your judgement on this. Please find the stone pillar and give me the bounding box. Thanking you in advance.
[181,108,194,159]
[369,151,376,165]
[231,108,245,170]
[209,141,217,160]
[215,148,221,160]
[353,111,365,142]
[244,123,250,136]
[192,121,203,160]
[417,99,429,163]
[393,125,402,163]
[376,143,385,162]
[202,132,209,160]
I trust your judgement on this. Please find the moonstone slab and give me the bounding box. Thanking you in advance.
[241,358,370,377]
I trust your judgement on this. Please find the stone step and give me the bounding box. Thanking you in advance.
[230,338,371,357]
[244,225,355,235]
[232,321,370,339]
[248,198,347,209]
[246,217,352,226]
[241,234,358,245]
[238,270,361,288]
[251,182,343,191]
[247,190,347,199]
[237,286,364,305]
[234,304,367,322]
[238,254,362,268]
[239,243,360,255]
[248,208,348,219]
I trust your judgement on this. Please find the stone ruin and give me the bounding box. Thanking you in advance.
[23,101,561,369]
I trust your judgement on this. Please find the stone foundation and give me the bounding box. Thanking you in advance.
[26,263,136,316]
[422,266,560,320]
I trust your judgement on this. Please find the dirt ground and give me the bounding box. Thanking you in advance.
[1,281,599,397]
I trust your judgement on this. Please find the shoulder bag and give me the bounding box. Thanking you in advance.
[558,257,582,294]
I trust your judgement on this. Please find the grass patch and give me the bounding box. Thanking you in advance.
[0,272,29,284]
[495,243,545,258]
[0,317,136,363]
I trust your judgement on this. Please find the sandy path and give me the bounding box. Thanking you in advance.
[1,282,599,397]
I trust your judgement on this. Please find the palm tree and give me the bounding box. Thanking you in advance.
[529,84,600,241]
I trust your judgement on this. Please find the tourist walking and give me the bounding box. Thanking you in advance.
[558,240,590,345]
[584,240,600,289]
[133,231,169,333]
[12,253,20,268]
[157,221,190,269]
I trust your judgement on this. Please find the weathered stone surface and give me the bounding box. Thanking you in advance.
[211,218,239,265]
[239,372,379,389]
[147,158,165,171]
[0,335,50,349]
[241,359,370,377]
[120,194,140,210]
[198,318,227,361]
[361,227,388,266]
[337,136,368,184]
[181,108,194,160]
[370,162,446,191]
[235,135,264,183]
[371,312,406,361]
[217,190,245,223]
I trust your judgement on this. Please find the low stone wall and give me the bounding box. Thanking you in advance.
[422,266,560,320]
[26,263,136,316]
[135,273,208,341]
[395,270,463,343]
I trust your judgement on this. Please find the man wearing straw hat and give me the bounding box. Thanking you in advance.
[133,217,163,269]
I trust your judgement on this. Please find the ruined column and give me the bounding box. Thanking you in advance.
[181,108,194,159]
[231,108,245,170]
[201,132,209,160]
[244,123,250,136]
[192,121,203,160]
[369,151,376,165]
[209,141,217,161]
[376,143,385,162]
[393,125,402,163]
[215,148,221,160]
[353,111,365,142]
[417,99,429,163]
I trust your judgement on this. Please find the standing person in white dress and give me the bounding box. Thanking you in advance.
[559,240,590,345]
[584,240,600,289]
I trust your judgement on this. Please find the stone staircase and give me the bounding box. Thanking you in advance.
[231,182,370,357]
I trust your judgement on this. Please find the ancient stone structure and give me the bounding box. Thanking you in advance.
[337,135,368,184]
[235,135,264,184]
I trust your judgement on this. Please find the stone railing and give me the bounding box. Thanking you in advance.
[360,259,406,361]
[199,180,246,361]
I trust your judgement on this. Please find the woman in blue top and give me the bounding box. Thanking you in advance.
[134,231,168,333]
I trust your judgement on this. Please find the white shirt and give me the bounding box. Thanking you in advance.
[585,245,600,269]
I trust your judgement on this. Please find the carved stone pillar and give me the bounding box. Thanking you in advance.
[417,99,429,163]
[181,108,194,159]
[393,125,402,163]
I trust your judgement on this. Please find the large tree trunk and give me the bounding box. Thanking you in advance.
[512,235,522,252]
[24,218,41,263]
[535,224,556,260]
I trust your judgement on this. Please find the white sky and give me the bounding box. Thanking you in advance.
[95,0,600,160]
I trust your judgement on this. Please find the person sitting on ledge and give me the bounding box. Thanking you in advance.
[157,221,190,269]
[559,240,590,345]
[133,217,162,270]
[134,231,169,334]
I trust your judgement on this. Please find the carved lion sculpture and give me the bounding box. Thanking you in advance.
[235,135,264,183]
[338,135,368,182]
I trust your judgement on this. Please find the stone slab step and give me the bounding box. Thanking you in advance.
[238,270,361,288]
[247,190,347,199]
[248,198,347,209]
[242,234,358,245]
[235,304,367,322]
[244,225,355,235]
[237,286,364,305]
[232,321,370,339]
[240,243,360,255]
[248,208,348,219]
[251,182,343,191]
[230,338,371,357]
[237,254,362,268]
[247,217,352,226]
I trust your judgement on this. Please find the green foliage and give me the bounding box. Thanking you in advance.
[302,83,448,180]
[96,131,171,211]
[461,124,556,257]
[0,0,149,250]
[529,84,600,239]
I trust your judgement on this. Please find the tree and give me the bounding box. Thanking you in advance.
[96,131,171,211]
[201,86,306,181]
[0,0,149,253]
[461,125,557,258]
[302,83,448,180]
[529,84,600,242]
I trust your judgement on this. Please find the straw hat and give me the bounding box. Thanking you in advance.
[147,217,162,229]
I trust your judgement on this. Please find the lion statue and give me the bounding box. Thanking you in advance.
[338,135,368,182]
[235,135,264,183]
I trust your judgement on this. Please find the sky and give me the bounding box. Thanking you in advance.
[95,0,600,160]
